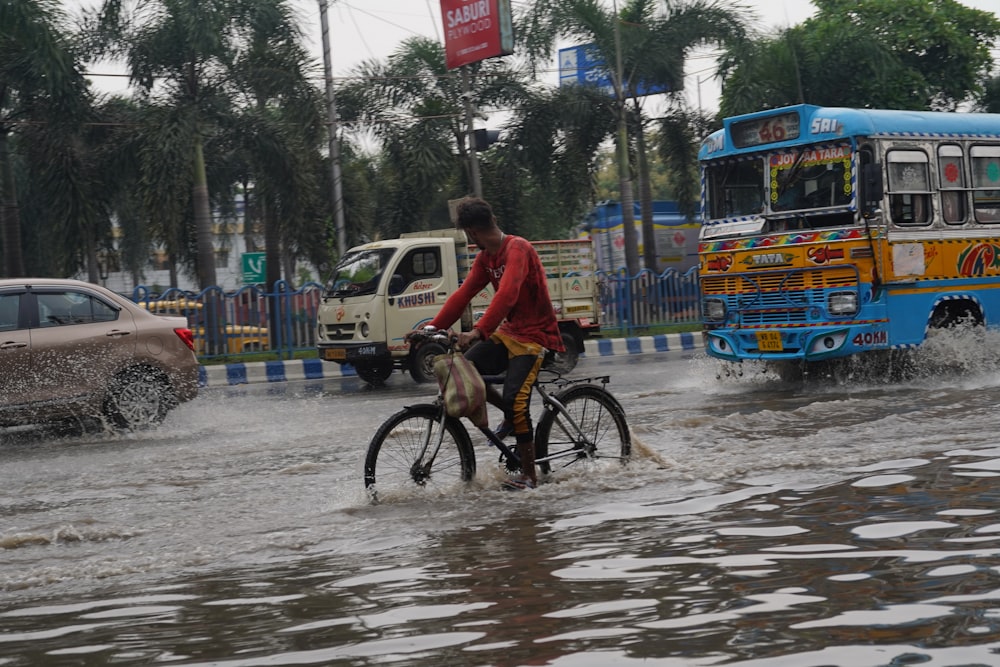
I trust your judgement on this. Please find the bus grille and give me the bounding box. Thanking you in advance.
[702,266,859,326]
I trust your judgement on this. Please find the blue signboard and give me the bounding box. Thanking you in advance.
[558,44,669,98]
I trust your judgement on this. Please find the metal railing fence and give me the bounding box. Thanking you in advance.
[131,270,700,360]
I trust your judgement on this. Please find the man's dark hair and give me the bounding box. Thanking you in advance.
[456,197,494,230]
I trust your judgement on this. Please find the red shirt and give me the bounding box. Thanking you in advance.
[431,235,564,351]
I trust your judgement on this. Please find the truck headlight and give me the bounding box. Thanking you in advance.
[828,292,858,316]
[359,321,369,338]
[703,298,726,322]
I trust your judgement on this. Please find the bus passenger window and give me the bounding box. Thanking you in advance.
[971,146,1000,223]
[938,145,966,224]
[887,149,931,226]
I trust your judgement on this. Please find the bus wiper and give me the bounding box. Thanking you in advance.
[776,151,806,200]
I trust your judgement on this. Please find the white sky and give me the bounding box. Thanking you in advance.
[74,0,999,113]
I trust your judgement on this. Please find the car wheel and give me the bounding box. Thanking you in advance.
[104,368,175,430]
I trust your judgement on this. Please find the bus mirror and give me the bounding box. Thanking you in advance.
[862,162,884,209]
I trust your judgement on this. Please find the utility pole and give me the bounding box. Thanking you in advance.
[461,67,482,198]
[319,0,347,257]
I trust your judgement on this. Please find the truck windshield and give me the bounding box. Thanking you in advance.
[325,248,396,297]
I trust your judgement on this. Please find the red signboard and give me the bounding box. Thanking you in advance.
[440,0,514,70]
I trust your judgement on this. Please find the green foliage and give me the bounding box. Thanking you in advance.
[978,75,1000,113]
[720,0,1000,114]
[0,0,92,277]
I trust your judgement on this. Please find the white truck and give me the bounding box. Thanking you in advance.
[316,229,601,384]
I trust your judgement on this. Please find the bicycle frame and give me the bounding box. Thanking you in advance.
[475,373,615,469]
[397,329,624,484]
[406,371,616,478]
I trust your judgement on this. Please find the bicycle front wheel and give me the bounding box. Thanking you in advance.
[364,404,476,500]
[535,385,631,473]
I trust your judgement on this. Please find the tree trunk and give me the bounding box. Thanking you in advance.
[242,176,256,252]
[0,128,26,278]
[635,115,657,272]
[263,194,282,351]
[192,133,217,289]
[615,103,639,277]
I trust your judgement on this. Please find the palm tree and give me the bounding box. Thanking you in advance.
[519,0,747,274]
[499,84,616,236]
[0,0,90,277]
[336,37,529,239]
[223,0,326,290]
[85,0,251,289]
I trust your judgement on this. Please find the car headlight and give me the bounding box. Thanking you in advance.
[828,292,858,316]
[703,298,727,322]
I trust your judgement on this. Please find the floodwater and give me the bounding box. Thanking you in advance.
[5,329,1000,666]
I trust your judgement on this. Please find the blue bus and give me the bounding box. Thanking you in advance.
[697,104,1000,374]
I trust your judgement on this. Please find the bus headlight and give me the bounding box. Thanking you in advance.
[703,298,727,322]
[807,331,848,356]
[828,292,858,316]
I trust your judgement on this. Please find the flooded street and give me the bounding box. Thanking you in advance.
[5,331,1000,666]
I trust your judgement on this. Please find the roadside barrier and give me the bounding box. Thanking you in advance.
[199,331,704,387]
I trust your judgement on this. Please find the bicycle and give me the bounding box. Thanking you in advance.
[363,328,631,502]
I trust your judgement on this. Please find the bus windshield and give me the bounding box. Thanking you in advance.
[705,158,765,220]
[703,143,855,233]
[325,248,395,297]
[769,144,853,213]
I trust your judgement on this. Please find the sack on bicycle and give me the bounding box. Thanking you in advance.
[432,353,488,428]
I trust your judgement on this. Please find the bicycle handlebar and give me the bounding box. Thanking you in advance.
[406,326,456,347]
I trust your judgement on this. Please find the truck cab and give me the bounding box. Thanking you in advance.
[317,230,477,384]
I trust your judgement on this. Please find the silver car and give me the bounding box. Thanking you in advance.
[0,279,199,430]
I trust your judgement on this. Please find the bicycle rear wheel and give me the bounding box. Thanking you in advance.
[364,404,476,501]
[535,385,631,474]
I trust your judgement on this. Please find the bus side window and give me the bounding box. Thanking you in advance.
[886,149,931,226]
[938,145,967,224]
[970,146,1000,223]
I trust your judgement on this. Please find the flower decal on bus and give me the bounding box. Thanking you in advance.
[958,243,1000,276]
[705,255,733,272]
[807,246,845,264]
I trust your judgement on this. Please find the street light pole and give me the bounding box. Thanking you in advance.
[462,67,483,198]
[319,0,347,257]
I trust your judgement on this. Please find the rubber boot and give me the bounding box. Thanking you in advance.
[516,440,538,487]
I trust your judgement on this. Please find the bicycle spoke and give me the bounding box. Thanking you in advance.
[535,384,631,476]
[365,405,476,501]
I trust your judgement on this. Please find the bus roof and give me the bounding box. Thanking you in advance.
[699,104,1000,160]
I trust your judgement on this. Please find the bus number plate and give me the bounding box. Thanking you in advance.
[756,331,783,352]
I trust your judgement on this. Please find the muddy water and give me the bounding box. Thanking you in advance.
[4,330,1000,666]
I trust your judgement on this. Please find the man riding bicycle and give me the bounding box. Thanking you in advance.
[413,197,564,491]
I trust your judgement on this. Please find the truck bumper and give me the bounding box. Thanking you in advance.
[317,342,390,364]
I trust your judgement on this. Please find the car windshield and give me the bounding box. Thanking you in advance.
[325,248,396,297]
